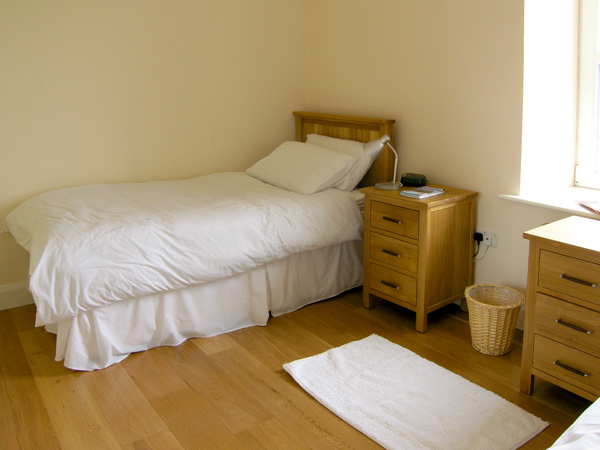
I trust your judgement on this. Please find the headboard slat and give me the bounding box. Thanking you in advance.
[293,111,396,188]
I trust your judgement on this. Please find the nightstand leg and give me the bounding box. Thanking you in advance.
[520,369,534,395]
[363,290,373,309]
[415,310,427,333]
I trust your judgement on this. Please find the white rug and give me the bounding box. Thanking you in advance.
[283,334,548,450]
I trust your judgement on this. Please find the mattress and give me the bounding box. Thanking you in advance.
[352,189,366,217]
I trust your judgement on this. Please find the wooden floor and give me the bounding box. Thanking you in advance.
[0,288,592,450]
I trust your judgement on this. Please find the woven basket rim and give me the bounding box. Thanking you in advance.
[465,283,524,309]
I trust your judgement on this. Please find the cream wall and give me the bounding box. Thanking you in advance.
[1,0,577,320]
[304,0,569,305]
[0,1,306,287]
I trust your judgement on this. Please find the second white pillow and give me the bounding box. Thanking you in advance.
[306,134,373,190]
[246,141,357,195]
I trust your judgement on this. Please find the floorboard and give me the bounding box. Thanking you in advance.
[0,289,592,449]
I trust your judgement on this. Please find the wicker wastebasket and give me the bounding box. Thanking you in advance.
[465,284,524,355]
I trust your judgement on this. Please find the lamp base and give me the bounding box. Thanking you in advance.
[375,181,402,190]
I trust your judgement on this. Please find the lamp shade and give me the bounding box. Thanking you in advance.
[363,135,391,156]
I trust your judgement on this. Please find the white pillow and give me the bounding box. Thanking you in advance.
[246,141,358,195]
[306,134,383,190]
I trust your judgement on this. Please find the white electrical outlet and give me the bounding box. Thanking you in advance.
[477,229,498,248]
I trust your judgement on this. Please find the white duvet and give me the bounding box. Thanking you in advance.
[3,172,362,327]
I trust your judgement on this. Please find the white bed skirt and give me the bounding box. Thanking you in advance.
[48,240,363,371]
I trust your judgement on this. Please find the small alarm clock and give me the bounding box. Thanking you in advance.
[400,173,428,187]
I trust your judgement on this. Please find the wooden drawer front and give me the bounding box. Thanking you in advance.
[534,293,600,356]
[533,334,600,394]
[369,263,417,306]
[539,250,600,306]
[369,232,418,273]
[370,201,419,239]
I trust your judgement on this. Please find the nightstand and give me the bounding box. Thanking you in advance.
[361,185,478,332]
[521,216,600,401]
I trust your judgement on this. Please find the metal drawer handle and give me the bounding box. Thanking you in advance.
[553,360,590,378]
[556,319,593,335]
[382,216,403,225]
[560,274,598,288]
[381,249,402,258]
[380,280,400,290]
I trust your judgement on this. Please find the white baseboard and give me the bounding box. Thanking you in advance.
[0,282,33,311]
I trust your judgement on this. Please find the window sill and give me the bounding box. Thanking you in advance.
[499,187,600,220]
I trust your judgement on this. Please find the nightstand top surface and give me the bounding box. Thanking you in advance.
[360,184,478,207]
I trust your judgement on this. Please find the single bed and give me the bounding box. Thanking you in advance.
[2,111,396,370]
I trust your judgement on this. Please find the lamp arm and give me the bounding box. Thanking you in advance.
[386,142,399,184]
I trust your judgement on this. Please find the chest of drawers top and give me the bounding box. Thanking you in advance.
[524,216,600,259]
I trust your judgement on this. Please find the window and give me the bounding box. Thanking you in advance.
[576,0,600,189]
[519,1,578,197]
[503,1,600,217]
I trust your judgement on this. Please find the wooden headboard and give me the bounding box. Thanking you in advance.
[293,111,396,188]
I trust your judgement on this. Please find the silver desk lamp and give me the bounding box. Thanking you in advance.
[364,135,401,190]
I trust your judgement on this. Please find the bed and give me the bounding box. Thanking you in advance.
[551,397,600,449]
[2,111,396,370]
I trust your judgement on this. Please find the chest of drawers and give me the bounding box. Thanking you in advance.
[521,216,600,401]
[361,185,478,332]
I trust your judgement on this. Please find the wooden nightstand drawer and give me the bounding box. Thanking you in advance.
[370,201,419,239]
[532,334,600,395]
[369,232,418,273]
[539,250,600,306]
[368,263,417,306]
[534,293,600,356]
